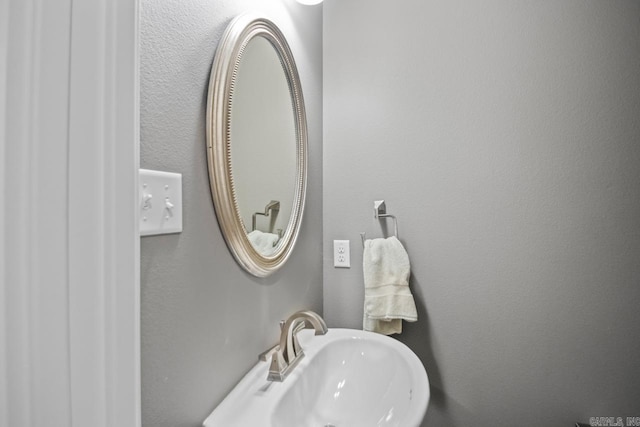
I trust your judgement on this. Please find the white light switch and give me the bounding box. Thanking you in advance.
[139,169,183,236]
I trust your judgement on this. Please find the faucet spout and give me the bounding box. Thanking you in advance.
[266,310,327,382]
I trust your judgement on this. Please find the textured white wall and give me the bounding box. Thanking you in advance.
[140,0,322,425]
[323,1,640,426]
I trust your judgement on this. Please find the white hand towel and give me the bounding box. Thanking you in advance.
[248,230,279,256]
[363,236,418,335]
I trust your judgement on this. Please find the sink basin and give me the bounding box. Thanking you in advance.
[203,328,429,427]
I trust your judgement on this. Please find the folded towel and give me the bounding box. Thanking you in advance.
[363,236,418,335]
[248,230,280,256]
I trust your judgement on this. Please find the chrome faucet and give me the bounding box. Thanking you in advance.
[261,310,328,382]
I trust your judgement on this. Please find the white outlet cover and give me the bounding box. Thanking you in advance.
[333,239,351,268]
[139,169,183,236]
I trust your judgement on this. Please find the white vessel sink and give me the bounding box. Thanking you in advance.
[203,328,429,427]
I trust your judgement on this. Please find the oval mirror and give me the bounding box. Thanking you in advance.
[206,14,307,277]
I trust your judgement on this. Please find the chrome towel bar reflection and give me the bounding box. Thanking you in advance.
[252,200,280,232]
[360,200,399,247]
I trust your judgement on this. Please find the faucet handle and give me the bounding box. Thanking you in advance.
[292,333,303,357]
[290,320,307,357]
[258,344,280,362]
[285,319,308,362]
[268,351,287,381]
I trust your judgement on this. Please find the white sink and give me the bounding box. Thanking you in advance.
[203,328,430,427]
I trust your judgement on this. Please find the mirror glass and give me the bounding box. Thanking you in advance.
[231,37,296,256]
[206,14,307,277]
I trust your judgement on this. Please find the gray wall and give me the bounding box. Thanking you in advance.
[323,1,640,426]
[140,0,322,426]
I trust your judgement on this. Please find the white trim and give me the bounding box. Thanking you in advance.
[3,1,74,424]
[1,0,140,425]
[0,0,10,423]
[67,0,141,425]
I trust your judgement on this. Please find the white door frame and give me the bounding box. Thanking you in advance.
[1,0,141,426]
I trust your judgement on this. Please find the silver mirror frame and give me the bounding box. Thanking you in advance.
[206,14,308,277]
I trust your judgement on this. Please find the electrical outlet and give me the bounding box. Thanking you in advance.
[333,240,350,268]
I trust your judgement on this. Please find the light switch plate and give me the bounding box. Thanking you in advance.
[139,169,182,236]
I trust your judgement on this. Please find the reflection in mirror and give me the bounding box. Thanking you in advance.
[231,36,296,255]
[206,14,307,276]
[247,200,281,257]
